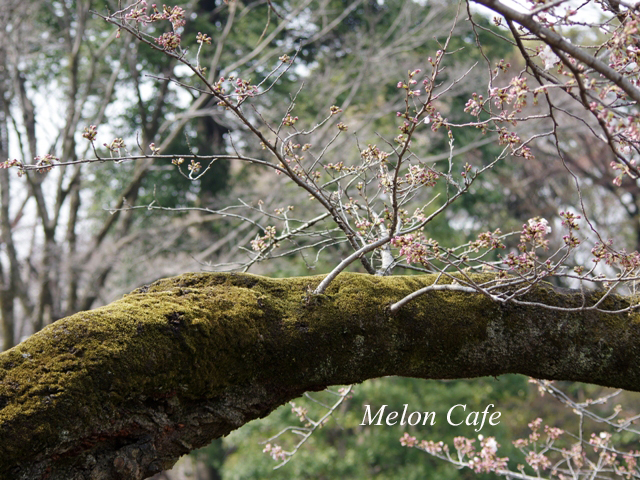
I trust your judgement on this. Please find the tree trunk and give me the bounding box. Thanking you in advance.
[1,272,638,479]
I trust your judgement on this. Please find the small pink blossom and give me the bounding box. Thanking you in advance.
[539,45,560,70]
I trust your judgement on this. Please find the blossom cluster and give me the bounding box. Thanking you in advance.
[124,3,185,29]
[404,164,439,188]
[233,77,259,103]
[0,159,22,170]
[520,217,551,250]
[122,4,189,51]
[503,250,538,275]
[82,124,97,142]
[396,69,423,97]
[391,234,439,265]
[470,228,505,252]
[262,443,287,461]
[155,32,181,51]
[464,92,484,116]
[250,226,277,252]
[591,238,640,273]
[402,433,507,474]
[399,433,445,455]
[467,436,508,474]
[290,402,309,425]
[104,137,126,153]
[34,154,58,174]
[560,211,581,249]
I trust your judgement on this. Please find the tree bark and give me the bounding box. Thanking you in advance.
[1,272,639,479]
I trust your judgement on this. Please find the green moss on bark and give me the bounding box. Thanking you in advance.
[2,272,640,479]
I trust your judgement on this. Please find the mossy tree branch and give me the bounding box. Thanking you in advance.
[1,272,639,479]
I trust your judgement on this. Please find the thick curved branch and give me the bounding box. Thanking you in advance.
[1,272,639,479]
